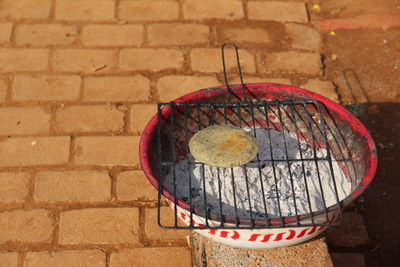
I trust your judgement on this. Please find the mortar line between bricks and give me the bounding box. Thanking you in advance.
[26,171,38,204]
[112,48,120,73]
[50,210,61,247]
[332,82,344,105]
[147,240,189,247]
[142,24,149,47]
[112,0,117,21]
[74,24,84,48]
[242,0,249,21]
[0,18,264,25]
[105,251,111,267]
[0,201,165,213]
[1,43,296,49]
[123,104,132,134]
[4,74,13,103]
[182,47,191,74]
[0,69,259,77]
[149,77,158,102]
[8,21,17,46]
[0,242,188,253]
[0,132,141,138]
[49,0,56,20]
[0,165,143,172]
[48,48,54,71]
[17,251,25,267]
[209,25,217,46]
[49,103,58,134]
[138,207,148,246]
[0,70,199,77]
[78,74,85,101]
[115,0,122,21]
[177,0,184,21]
[68,135,76,164]
[304,3,311,25]
[108,167,119,202]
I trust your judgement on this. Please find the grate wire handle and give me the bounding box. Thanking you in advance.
[221,43,247,102]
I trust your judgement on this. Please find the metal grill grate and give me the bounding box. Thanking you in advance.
[154,44,357,229]
[156,99,357,229]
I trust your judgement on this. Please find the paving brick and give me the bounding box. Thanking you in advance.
[0,107,51,135]
[13,75,81,101]
[16,24,78,46]
[60,208,139,244]
[0,23,12,44]
[119,48,184,71]
[183,0,244,20]
[0,79,6,102]
[0,49,48,72]
[300,79,339,102]
[148,24,209,46]
[325,212,369,247]
[0,252,18,267]
[257,51,322,76]
[116,170,157,201]
[286,23,322,51]
[84,75,151,102]
[130,104,157,134]
[110,248,192,267]
[74,136,139,166]
[230,76,292,85]
[0,172,30,203]
[55,0,115,21]
[330,253,366,267]
[25,250,105,267]
[55,105,124,133]
[248,1,308,23]
[53,49,115,73]
[218,26,271,44]
[0,209,53,243]
[0,0,51,19]
[145,207,189,241]
[157,75,219,101]
[191,48,255,73]
[118,0,179,22]
[35,171,111,202]
[82,25,143,47]
[0,136,70,167]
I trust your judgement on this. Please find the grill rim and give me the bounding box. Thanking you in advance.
[139,82,378,228]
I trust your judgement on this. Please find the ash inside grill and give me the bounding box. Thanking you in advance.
[164,127,351,220]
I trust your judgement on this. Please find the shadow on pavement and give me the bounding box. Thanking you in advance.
[342,102,400,267]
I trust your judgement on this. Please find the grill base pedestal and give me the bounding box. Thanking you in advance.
[190,232,334,267]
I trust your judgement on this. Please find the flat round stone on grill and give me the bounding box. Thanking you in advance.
[189,125,259,168]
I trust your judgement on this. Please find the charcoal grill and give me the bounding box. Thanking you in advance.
[139,44,377,249]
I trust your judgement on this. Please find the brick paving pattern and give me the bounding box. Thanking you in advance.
[0,0,350,266]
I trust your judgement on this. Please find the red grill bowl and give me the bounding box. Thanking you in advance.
[139,83,377,249]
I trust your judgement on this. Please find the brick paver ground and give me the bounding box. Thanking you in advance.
[0,0,359,266]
